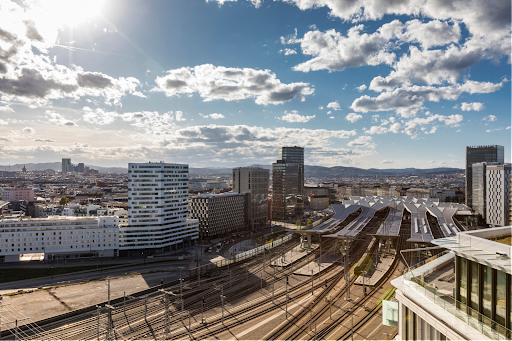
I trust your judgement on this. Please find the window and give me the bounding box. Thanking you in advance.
[483,266,492,321]
[470,261,479,312]
[460,257,467,304]
[496,271,506,326]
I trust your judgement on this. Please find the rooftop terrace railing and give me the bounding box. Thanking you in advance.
[403,252,512,340]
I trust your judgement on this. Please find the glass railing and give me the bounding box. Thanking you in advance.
[403,252,512,340]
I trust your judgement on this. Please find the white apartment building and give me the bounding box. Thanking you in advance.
[121,162,199,255]
[0,216,119,262]
[486,164,511,226]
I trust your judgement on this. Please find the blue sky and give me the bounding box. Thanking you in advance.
[0,0,510,168]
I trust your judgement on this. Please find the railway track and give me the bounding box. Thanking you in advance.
[17,237,317,340]
[126,240,343,340]
[316,234,405,341]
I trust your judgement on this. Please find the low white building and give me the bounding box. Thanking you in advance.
[0,216,119,262]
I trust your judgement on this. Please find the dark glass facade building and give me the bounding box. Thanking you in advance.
[466,145,504,207]
[455,255,512,331]
[272,146,304,221]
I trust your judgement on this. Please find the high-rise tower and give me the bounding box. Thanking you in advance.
[272,146,304,221]
[121,162,198,254]
[465,145,504,207]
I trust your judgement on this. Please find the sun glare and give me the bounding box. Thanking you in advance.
[36,0,105,26]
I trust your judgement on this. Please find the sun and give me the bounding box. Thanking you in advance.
[36,0,105,26]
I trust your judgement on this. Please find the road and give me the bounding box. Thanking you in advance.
[0,259,191,295]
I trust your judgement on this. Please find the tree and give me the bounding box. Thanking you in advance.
[296,219,301,227]
[59,196,69,206]
[307,218,314,226]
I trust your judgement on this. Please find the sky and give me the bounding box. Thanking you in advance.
[0,0,510,169]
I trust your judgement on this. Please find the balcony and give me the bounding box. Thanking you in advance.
[398,251,511,340]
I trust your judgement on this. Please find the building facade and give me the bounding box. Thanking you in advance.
[272,146,304,221]
[392,226,512,341]
[62,158,71,174]
[486,163,511,226]
[466,145,504,208]
[0,216,119,262]
[472,162,487,219]
[1,188,34,202]
[189,193,245,238]
[233,167,269,228]
[122,162,199,255]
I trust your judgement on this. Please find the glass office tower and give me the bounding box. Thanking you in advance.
[272,146,304,221]
[466,145,504,207]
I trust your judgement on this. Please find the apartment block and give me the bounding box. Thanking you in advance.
[1,188,35,202]
[189,193,245,238]
[122,162,199,254]
[0,216,119,262]
[486,163,511,226]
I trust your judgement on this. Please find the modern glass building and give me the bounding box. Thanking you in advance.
[466,145,504,207]
[62,158,71,174]
[272,146,304,221]
[393,226,512,340]
[232,167,269,228]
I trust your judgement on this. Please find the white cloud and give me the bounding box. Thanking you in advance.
[279,0,510,41]
[460,102,485,111]
[22,127,35,133]
[327,101,341,111]
[318,105,324,109]
[279,48,298,55]
[82,107,118,125]
[381,159,394,164]
[46,111,76,126]
[292,24,399,72]
[279,110,315,123]
[34,138,55,143]
[280,28,300,44]
[483,115,497,122]
[327,111,332,115]
[355,84,367,92]
[352,80,505,118]
[329,116,335,119]
[0,106,14,113]
[348,135,376,149]
[153,64,314,105]
[346,112,362,123]
[398,19,461,50]
[371,114,380,123]
[176,111,187,121]
[209,113,225,119]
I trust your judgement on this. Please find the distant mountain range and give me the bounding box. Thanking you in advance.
[189,164,464,177]
[0,162,126,174]
[0,162,464,177]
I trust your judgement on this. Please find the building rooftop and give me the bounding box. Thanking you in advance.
[432,226,512,275]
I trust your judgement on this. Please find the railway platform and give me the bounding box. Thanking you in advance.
[354,253,395,287]
[271,244,315,267]
[293,252,342,276]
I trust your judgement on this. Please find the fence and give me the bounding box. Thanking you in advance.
[403,252,512,340]
[189,234,294,277]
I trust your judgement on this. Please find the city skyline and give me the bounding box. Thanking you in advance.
[0,0,510,169]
